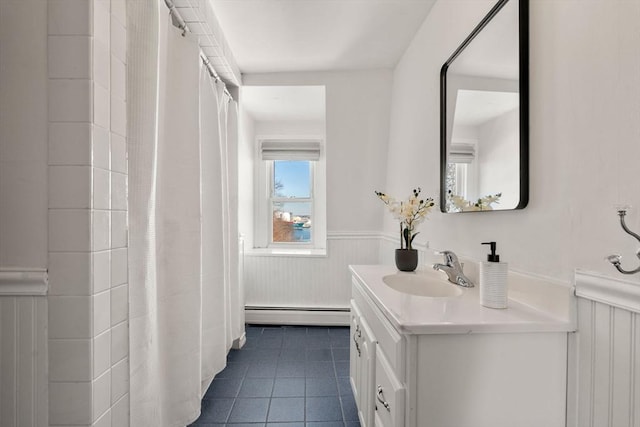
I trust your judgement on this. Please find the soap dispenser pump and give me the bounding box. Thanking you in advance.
[479,241,508,309]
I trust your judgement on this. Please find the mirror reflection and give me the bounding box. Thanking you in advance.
[441,0,528,213]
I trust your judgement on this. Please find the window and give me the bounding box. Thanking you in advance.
[255,139,326,252]
[446,141,477,210]
[271,160,313,243]
[452,162,468,199]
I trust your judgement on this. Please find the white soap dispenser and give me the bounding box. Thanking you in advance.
[479,241,508,309]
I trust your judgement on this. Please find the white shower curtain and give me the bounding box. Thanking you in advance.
[213,81,244,350]
[226,95,244,343]
[127,1,241,425]
[199,69,231,391]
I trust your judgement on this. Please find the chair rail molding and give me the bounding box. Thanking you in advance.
[575,269,640,313]
[327,230,382,240]
[0,268,48,296]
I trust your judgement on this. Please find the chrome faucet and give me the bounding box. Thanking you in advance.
[433,251,474,287]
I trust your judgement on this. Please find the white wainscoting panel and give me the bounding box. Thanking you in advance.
[244,232,381,311]
[0,296,48,427]
[573,270,640,427]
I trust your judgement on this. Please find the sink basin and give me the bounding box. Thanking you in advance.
[382,273,463,297]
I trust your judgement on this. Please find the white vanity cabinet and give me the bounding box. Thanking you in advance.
[349,266,573,427]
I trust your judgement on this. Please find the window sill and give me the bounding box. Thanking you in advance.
[245,248,328,258]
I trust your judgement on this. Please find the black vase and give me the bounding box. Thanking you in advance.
[395,249,418,272]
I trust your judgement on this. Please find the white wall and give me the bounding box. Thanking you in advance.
[477,108,519,208]
[0,1,49,426]
[255,120,325,137]
[244,70,393,233]
[241,70,393,309]
[384,0,640,284]
[238,107,256,248]
[0,0,48,269]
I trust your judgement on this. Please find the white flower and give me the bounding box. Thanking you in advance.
[449,192,501,212]
[375,188,435,250]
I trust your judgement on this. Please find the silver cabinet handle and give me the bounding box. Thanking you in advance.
[352,324,361,357]
[377,385,390,411]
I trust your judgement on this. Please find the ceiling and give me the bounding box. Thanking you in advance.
[210,0,437,74]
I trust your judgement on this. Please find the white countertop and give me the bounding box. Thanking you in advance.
[349,264,576,334]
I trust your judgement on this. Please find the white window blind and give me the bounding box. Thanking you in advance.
[260,140,321,161]
[449,143,475,164]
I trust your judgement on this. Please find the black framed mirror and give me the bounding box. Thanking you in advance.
[440,0,528,213]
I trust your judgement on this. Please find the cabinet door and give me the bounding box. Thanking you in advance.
[350,300,362,404]
[358,316,377,427]
[373,348,405,427]
[350,300,377,427]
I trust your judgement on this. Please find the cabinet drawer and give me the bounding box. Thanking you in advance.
[374,348,405,427]
[352,278,404,376]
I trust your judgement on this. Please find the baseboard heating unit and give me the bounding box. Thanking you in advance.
[244,306,350,326]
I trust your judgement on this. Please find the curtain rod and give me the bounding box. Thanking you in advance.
[164,0,234,100]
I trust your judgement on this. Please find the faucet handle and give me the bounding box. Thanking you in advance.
[435,250,460,266]
[434,250,455,259]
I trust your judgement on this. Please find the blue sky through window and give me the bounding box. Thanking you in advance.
[273,160,311,216]
[274,161,310,198]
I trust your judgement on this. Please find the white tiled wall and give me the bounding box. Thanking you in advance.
[47,1,128,426]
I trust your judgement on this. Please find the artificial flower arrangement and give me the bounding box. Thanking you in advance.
[375,187,435,250]
[449,191,502,212]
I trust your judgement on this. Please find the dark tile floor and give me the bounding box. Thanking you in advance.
[189,325,360,427]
